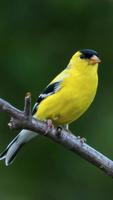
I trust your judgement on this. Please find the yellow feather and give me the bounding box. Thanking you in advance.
[34,50,99,126]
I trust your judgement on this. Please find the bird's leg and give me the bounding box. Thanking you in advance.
[45,119,54,135]
[62,124,69,131]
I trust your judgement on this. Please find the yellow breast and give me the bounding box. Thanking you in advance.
[35,66,98,125]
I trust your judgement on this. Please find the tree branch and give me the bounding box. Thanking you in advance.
[0,96,113,178]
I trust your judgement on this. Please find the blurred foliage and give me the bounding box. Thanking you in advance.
[0,0,113,199]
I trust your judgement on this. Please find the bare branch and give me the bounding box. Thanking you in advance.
[0,97,113,178]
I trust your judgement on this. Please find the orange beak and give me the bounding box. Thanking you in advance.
[89,55,101,64]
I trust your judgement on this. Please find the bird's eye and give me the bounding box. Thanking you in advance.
[80,54,85,59]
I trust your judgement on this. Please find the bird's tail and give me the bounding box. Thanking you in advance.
[0,129,37,166]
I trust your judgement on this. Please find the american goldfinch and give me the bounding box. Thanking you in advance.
[0,49,101,166]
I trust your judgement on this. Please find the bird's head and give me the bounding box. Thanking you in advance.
[69,49,101,72]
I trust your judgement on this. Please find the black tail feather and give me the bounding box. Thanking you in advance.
[0,129,37,166]
[0,135,19,161]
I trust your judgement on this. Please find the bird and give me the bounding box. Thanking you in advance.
[0,49,101,166]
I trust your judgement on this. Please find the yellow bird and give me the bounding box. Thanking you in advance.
[0,49,101,166]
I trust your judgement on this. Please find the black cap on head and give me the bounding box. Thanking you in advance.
[80,49,99,59]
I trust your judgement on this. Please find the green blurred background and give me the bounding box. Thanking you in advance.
[0,0,113,199]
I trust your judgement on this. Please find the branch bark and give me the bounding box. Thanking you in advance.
[0,96,113,178]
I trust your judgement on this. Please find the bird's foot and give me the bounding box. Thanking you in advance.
[45,119,54,135]
[77,136,87,143]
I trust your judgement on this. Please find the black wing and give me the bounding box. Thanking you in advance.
[32,81,61,115]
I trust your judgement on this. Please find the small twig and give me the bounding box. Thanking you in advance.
[24,92,31,118]
[0,96,113,178]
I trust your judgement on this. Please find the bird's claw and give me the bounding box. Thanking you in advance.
[45,119,54,135]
